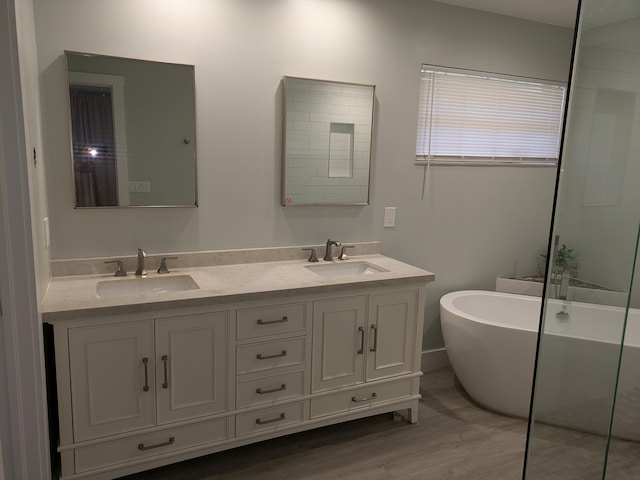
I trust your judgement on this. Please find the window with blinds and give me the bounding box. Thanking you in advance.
[416,66,567,165]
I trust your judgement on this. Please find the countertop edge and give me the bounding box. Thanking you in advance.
[41,273,434,323]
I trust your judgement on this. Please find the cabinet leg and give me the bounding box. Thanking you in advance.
[392,407,418,424]
[408,406,418,424]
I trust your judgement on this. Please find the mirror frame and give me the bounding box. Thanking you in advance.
[281,76,375,207]
[65,51,198,208]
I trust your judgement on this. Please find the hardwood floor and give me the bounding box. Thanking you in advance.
[124,368,529,480]
[123,367,640,479]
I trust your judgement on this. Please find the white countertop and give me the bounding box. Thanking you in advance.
[42,254,434,322]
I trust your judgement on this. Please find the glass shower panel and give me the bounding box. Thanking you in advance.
[524,0,640,478]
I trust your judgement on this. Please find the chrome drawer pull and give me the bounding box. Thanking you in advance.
[357,326,365,355]
[142,357,150,392]
[256,350,287,360]
[161,355,169,389]
[138,436,175,451]
[256,383,287,395]
[351,393,377,403]
[255,413,286,425]
[257,316,288,325]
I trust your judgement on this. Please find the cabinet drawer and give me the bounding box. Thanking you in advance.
[237,337,305,374]
[237,370,305,409]
[310,377,413,419]
[237,303,306,339]
[236,401,306,437]
[74,417,230,473]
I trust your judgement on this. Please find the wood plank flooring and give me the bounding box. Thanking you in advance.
[123,368,640,480]
[124,368,528,479]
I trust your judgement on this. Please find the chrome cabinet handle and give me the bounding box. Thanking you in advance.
[142,357,150,392]
[255,413,286,425]
[357,326,365,354]
[257,316,288,325]
[256,350,287,360]
[138,437,175,451]
[256,383,287,395]
[161,355,169,389]
[352,393,377,403]
[370,325,378,352]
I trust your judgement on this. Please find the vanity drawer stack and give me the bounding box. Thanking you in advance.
[235,302,311,436]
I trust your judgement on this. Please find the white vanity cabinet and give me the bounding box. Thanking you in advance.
[68,320,156,441]
[49,282,427,479]
[154,313,230,424]
[310,290,419,421]
[68,312,230,442]
[57,311,232,476]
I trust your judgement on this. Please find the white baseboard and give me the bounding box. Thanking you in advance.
[421,347,450,372]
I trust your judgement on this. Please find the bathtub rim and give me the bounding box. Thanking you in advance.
[440,289,541,333]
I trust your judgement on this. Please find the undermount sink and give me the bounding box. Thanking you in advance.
[305,261,388,278]
[96,275,200,299]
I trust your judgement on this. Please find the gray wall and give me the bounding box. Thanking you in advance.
[34,0,574,349]
[17,0,50,301]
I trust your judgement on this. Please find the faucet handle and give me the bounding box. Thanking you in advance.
[157,256,178,274]
[338,245,355,260]
[302,248,319,263]
[105,260,127,277]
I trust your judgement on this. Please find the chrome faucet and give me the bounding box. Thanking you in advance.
[135,248,147,276]
[323,239,340,261]
[338,245,355,260]
[104,259,127,277]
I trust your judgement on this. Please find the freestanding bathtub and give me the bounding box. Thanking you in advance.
[440,290,539,418]
[440,290,640,441]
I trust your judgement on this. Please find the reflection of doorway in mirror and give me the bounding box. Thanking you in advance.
[70,85,117,206]
[68,72,129,207]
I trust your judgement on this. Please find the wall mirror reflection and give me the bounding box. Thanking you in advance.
[65,51,197,208]
[281,76,374,206]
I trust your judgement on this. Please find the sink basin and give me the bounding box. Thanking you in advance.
[305,261,388,278]
[96,275,199,299]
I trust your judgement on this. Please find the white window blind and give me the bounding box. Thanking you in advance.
[416,66,567,165]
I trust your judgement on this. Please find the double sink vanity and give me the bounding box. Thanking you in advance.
[42,242,434,479]
[48,50,433,479]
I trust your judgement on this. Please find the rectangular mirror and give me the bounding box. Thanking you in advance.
[281,76,374,206]
[65,51,197,208]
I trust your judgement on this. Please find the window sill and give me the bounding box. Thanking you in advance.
[415,158,558,167]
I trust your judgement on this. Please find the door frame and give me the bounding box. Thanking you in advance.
[0,0,51,478]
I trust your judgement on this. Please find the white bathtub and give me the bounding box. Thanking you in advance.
[440,290,640,440]
[440,290,539,418]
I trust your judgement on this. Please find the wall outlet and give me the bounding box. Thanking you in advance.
[384,207,396,228]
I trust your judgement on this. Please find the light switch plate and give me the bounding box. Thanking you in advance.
[384,207,396,228]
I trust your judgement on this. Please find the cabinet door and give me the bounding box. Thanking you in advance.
[366,290,417,382]
[312,296,367,392]
[155,312,230,425]
[68,320,156,442]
